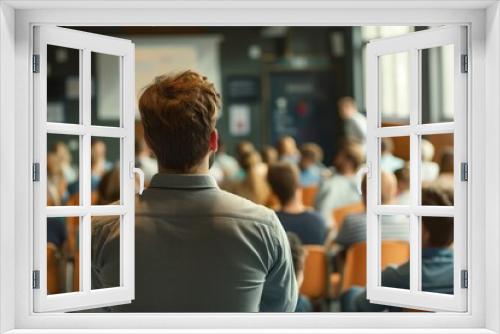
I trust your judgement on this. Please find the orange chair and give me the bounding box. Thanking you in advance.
[332,240,410,297]
[47,243,60,294]
[332,203,365,232]
[301,186,319,208]
[300,245,329,300]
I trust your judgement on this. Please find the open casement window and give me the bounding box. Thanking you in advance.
[364,26,467,312]
[33,26,136,312]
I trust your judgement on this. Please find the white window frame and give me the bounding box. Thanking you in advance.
[0,2,498,333]
[365,26,467,312]
[33,25,136,313]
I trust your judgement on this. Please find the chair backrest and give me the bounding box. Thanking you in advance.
[332,202,365,232]
[301,186,319,208]
[299,245,329,299]
[47,243,60,294]
[341,240,410,293]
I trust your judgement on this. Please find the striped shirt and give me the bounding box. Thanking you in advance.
[335,213,409,249]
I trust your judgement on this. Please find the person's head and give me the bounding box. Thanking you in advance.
[138,70,221,174]
[394,165,410,194]
[277,136,298,157]
[421,186,454,248]
[240,150,262,172]
[261,145,279,166]
[235,141,256,167]
[334,138,365,174]
[47,152,62,176]
[217,136,227,154]
[299,143,323,169]
[91,140,106,159]
[267,162,300,206]
[50,141,71,164]
[360,169,397,205]
[338,96,358,121]
[380,137,394,156]
[97,167,121,205]
[421,139,435,162]
[286,232,306,288]
[438,146,454,174]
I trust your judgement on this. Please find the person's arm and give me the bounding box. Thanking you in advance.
[259,212,298,312]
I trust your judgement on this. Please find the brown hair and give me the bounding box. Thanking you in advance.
[267,162,300,205]
[438,146,454,174]
[97,167,121,205]
[421,186,454,247]
[300,142,323,164]
[138,71,221,173]
[286,232,306,277]
[337,139,365,170]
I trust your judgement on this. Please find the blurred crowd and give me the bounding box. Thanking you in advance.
[46,95,455,313]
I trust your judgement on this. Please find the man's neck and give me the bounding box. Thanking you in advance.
[281,192,306,214]
[157,157,210,175]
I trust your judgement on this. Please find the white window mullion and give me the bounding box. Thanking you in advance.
[409,46,420,296]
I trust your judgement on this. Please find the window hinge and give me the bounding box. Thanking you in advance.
[461,270,468,289]
[33,163,40,182]
[461,54,468,73]
[461,162,468,181]
[33,270,40,289]
[33,54,40,73]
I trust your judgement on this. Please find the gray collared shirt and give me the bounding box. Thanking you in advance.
[92,173,297,312]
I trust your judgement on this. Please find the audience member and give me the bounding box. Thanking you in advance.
[212,137,239,183]
[261,145,279,166]
[268,162,327,245]
[341,185,454,312]
[135,138,158,185]
[47,152,66,206]
[227,150,273,206]
[91,70,297,312]
[91,139,113,172]
[421,139,439,183]
[380,137,405,173]
[50,141,78,185]
[286,232,313,312]
[394,165,410,205]
[234,140,256,179]
[314,138,364,235]
[338,96,366,143]
[436,146,454,189]
[299,143,324,187]
[335,170,409,250]
[277,135,300,164]
[96,167,121,205]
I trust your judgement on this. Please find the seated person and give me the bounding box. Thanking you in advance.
[380,137,405,173]
[335,170,409,250]
[341,185,454,312]
[286,232,313,312]
[299,143,324,187]
[314,138,364,236]
[268,162,327,246]
[394,165,410,205]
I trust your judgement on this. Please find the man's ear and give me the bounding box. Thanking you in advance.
[209,129,218,152]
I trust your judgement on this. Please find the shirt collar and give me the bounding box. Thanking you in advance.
[148,173,219,190]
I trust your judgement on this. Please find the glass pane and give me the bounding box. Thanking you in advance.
[91,215,121,290]
[420,216,454,295]
[380,51,410,127]
[47,216,80,294]
[421,134,454,204]
[91,137,121,205]
[47,133,80,206]
[380,215,410,290]
[47,45,80,124]
[421,44,454,124]
[380,137,408,205]
[92,52,121,127]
